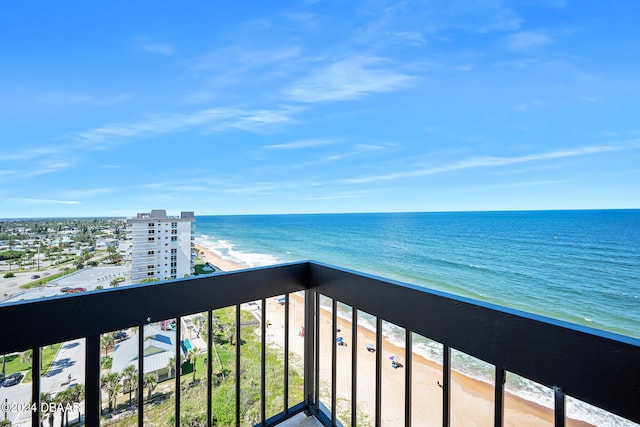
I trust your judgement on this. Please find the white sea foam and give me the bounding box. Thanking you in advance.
[195,236,281,269]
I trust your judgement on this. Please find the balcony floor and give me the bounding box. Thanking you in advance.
[278,412,324,427]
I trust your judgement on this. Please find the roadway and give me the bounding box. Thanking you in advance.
[0,338,85,426]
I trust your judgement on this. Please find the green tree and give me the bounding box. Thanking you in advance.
[101,372,122,413]
[186,348,198,384]
[168,356,176,378]
[40,391,56,427]
[143,373,158,400]
[55,388,74,427]
[101,334,114,357]
[122,365,138,407]
[21,349,32,365]
[68,384,84,425]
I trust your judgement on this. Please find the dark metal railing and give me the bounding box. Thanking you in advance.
[1,261,639,427]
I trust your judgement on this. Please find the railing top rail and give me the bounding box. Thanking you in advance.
[308,261,640,424]
[0,261,309,353]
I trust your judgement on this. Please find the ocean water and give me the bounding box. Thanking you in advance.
[195,210,640,425]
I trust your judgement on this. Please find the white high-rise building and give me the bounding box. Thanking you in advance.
[126,210,195,283]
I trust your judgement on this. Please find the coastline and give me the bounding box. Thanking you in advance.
[194,243,593,426]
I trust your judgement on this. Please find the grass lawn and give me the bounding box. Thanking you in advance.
[3,344,62,382]
[193,261,215,276]
[100,306,304,426]
[21,267,77,289]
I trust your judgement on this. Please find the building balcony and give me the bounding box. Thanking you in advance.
[1,261,639,426]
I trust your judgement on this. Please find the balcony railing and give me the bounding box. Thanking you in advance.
[1,261,639,426]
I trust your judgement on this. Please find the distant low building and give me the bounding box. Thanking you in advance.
[95,238,118,249]
[111,325,185,382]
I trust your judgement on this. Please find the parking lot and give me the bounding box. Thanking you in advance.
[1,265,127,304]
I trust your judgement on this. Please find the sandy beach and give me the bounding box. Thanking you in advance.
[194,244,592,427]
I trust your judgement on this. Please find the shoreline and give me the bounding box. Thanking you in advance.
[194,243,593,426]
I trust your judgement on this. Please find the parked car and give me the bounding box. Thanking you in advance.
[113,330,128,341]
[60,287,71,293]
[67,287,86,293]
[31,274,41,279]
[3,372,24,387]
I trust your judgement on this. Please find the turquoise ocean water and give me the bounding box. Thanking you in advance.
[195,210,640,425]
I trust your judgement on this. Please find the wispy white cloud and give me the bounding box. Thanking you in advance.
[35,93,130,107]
[286,56,414,103]
[73,106,300,147]
[352,0,521,45]
[514,99,545,112]
[11,198,80,205]
[505,31,553,51]
[393,31,426,46]
[344,144,632,184]
[453,63,476,72]
[307,189,376,201]
[140,43,175,56]
[190,46,300,71]
[24,161,74,177]
[474,179,568,190]
[62,188,115,198]
[266,138,338,150]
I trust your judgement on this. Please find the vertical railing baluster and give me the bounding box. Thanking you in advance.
[235,304,241,427]
[139,324,145,426]
[85,334,100,426]
[284,293,290,414]
[351,308,358,427]
[375,317,382,427]
[405,331,412,427]
[261,298,266,426]
[175,316,181,427]
[443,344,451,427]
[207,310,213,427]
[31,345,40,427]
[331,299,337,426]
[304,289,316,415]
[314,292,320,409]
[495,368,505,427]
[554,386,565,427]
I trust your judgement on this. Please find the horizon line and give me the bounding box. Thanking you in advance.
[2,207,639,221]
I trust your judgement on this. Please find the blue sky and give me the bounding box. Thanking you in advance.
[1,0,639,218]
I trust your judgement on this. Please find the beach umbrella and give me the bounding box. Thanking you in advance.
[336,336,343,343]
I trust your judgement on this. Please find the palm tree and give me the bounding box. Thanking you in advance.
[68,383,84,424]
[40,391,55,427]
[168,355,176,378]
[122,365,138,407]
[186,348,198,384]
[101,334,114,357]
[54,388,74,427]
[101,372,121,413]
[143,373,158,400]
[21,349,32,366]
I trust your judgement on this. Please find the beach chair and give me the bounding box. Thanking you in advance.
[365,343,376,352]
